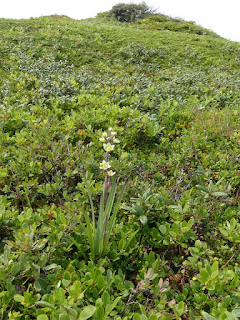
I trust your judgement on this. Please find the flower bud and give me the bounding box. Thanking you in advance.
[113,138,120,143]
[108,170,116,176]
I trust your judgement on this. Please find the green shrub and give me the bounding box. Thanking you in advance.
[109,2,154,22]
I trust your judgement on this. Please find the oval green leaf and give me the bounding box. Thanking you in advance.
[79,305,96,320]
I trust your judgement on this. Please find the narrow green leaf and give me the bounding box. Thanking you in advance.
[104,177,117,222]
[68,236,88,261]
[122,205,134,211]
[196,185,209,193]
[97,179,107,252]
[35,301,56,311]
[83,172,95,231]
[125,230,138,247]
[102,291,110,306]
[169,204,182,211]
[211,261,219,278]
[83,210,94,257]
[212,192,227,197]
[105,296,121,315]
[202,311,217,320]
[95,178,118,256]
[230,218,237,229]
[103,180,127,254]
[43,263,58,271]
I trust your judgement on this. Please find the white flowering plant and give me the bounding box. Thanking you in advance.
[83,128,126,260]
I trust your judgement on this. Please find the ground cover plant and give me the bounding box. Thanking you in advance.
[0,8,240,319]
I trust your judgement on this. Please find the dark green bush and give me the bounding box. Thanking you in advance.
[109,2,154,22]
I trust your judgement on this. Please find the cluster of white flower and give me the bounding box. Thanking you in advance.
[99,128,120,176]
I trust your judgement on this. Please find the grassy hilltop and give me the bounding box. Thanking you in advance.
[0,11,240,319]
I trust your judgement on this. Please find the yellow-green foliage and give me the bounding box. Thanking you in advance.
[0,15,240,320]
[138,14,220,37]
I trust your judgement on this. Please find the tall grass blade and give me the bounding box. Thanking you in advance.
[103,177,117,223]
[83,209,95,259]
[94,178,107,256]
[83,172,95,232]
[103,180,127,254]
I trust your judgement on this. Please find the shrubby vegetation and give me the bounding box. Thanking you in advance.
[108,2,154,22]
[0,11,240,320]
[138,14,220,37]
[98,2,218,37]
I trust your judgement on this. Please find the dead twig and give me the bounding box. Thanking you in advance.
[220,248,240,270]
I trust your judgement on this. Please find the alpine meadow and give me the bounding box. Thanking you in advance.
[0,4,240,319]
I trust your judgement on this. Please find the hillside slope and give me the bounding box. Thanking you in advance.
[0,16,240,319]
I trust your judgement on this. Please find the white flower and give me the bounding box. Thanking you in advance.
[99,160,111,170]
[103,143,114,152]
[108,127,113,131]
[102,132,108,138]
[113,138,120,143]
[111,131,117,136]
[99,137,106,142]
[107,170,116,176]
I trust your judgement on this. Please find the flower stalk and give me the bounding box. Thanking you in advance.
[83,128,126,260]
[99,128,119,201]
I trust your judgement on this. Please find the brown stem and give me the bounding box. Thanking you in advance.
[220,249,239,270]
[104,150,111,203]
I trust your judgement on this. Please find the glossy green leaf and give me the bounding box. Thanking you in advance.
[202,312,217,320]
[79,305,96,320]
[37,315,49,320]
[140,215,148,225]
